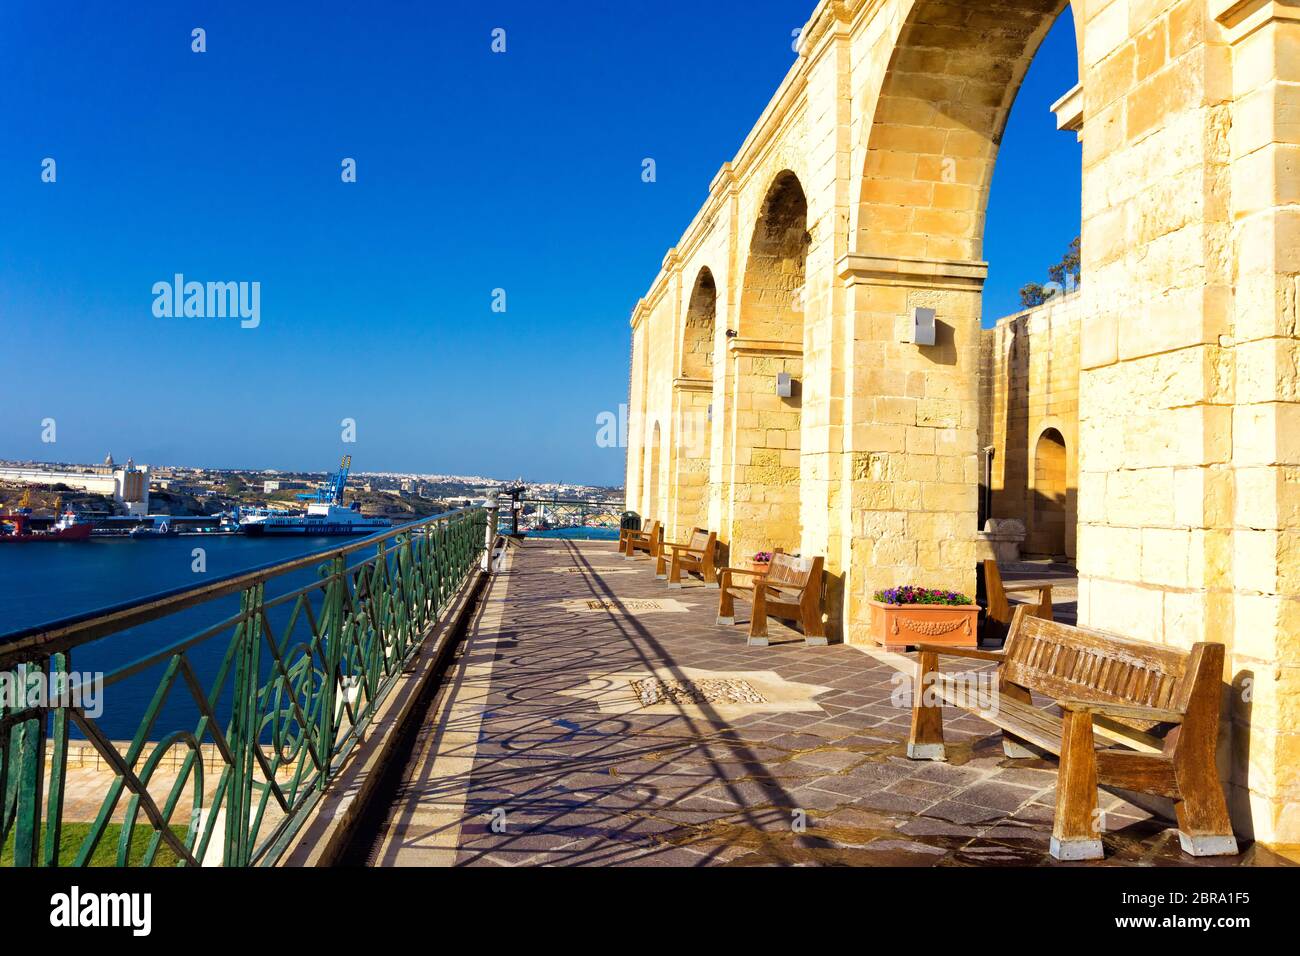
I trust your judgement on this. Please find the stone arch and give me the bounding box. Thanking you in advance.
[1030,425,1067,558]
[727,170,808,558]
[681,267,717,379]
[857,0,1079,261]
[670,267,718,535]
[739,171,810,342]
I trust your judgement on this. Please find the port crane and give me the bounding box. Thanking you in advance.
[298,456,352,506]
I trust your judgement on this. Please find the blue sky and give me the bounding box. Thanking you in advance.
[0,2,1079,486]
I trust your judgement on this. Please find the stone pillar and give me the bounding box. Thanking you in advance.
[797,5,854,636]
[668,378,712,537]
[625,314,647,510]
[1217,0,1300,845]
[724,339,803,560]
[837,254,984,645]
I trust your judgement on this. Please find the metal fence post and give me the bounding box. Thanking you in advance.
[318,554,346,790]
[4,662,47,868]
[482,506,498,572]
[227,583,263,867]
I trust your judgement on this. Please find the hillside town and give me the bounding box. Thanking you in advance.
[0,455,621,523]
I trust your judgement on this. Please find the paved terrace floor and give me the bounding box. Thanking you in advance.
[357,540,1293,867]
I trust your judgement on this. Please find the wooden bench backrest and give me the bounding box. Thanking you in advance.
[983,559,1010,622]
[689,528,713,551]
[1003,612,1193,712]
[643,520,661,539]
[768,553,822,589]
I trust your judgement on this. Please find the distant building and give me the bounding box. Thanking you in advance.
[0,458,150,515]
[263,480,307,493]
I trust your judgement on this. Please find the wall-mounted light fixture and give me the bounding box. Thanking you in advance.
[909,307,936,346]
[706,403,713,423]
[776,372,793,398]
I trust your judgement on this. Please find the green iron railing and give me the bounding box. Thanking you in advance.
[497,494,626,538]
[0,506,492,867]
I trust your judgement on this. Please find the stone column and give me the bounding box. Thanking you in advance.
[725,339,803,560]
[1217,0,1300,845]
[837,253,984,645]
[668,377,712,536]
[625,316,647,509]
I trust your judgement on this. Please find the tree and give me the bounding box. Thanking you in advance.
[1047,236,1081,290]
[1019,282,1048,308]
[1019,236,1081,308]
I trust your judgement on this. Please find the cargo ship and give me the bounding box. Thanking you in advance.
[240,456,391,536]
[0,509,92,542]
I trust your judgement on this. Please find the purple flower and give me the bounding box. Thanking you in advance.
[873,584,973,606]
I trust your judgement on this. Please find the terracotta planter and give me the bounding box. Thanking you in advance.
[870,601,979,652]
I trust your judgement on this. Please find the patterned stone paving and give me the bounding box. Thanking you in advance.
[360,541,1294,867]
[632,678,767,707]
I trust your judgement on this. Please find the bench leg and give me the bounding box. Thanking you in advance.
[702,557,718,589]
[1173,762,1239,857]
[1002,736,1039,759]
[801,604,827,646]
[907,651,946,760]
[747,587,769,646]
[1172,644,1239,857]
[716,586,735,626]
[1051,709,1104,861]
[667,552,683,588]
[999,681,1037,758]
[654,549,667,579]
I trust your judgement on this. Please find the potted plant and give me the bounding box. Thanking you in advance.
[752,550,774,570]
[870,585,979,651]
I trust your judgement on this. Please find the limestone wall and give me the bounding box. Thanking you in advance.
[981,292,1084,560]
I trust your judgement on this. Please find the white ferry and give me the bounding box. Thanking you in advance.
[243,500,390,536]
[227,506,292,531]
[240,456,391,537]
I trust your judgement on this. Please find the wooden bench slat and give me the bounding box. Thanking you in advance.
[933,676,1168,756]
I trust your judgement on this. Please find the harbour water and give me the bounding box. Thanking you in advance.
[0,536,340,633]
[0,535,381,740]
[0,527,621,740]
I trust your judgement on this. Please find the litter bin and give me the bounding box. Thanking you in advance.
[620,511,641,534]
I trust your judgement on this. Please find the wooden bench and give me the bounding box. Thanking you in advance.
[984,558,1053,623]
[716,552,825,646]
[621,520,661,561]
[655,527,718,587]
[907,607,1238,861]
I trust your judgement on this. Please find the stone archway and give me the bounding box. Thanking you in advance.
[729,171,809,558]
[1030,427,1067,558]
[840,0,1081,635]
[856,0,1079,261]
[670,268,717,536]
[682,268,716,379]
